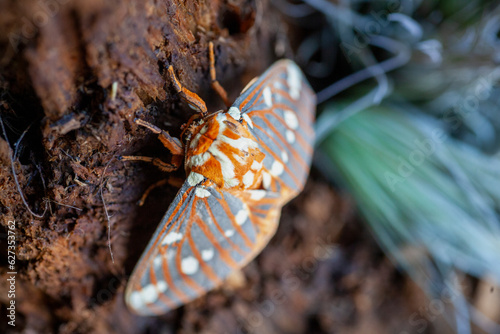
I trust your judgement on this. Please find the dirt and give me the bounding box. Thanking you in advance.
[0,0,460,333]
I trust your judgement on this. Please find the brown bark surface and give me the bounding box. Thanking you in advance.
[0,1,452,333]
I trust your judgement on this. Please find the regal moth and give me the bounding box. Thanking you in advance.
[124,58,316,315]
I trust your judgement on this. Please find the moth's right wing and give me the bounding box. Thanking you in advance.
[230,59,316,201]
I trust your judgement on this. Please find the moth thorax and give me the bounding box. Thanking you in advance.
[185,112,265,189]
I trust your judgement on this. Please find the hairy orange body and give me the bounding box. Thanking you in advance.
[185,111,265,190]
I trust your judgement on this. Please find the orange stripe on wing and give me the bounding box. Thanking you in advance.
[147,265,177,311]
[249,109,314,160]
[187,230,222,285]
[172,211,209,296]
[250,105,314,158]
[201,198,248,258]
[218,192,255,248]
[140,189,192,266]
[238,66,288,113]
[158,246,190,304]
[193,212,240,269]
[252,122,305,186]
[254,121,310,175]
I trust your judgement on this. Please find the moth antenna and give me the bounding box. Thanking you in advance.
[209,41,231,108]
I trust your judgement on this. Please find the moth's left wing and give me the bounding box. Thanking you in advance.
[125,179,282,315]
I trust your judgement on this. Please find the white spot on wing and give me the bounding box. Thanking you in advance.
[242,113,253,128]
[195,187,211,198]
[286,130,295,143]
[263,87,273,107]
[181,256,199,275]
[250,189,266,200]
[235,209,248,225]
[129,291,144,310]
[187,172,204,186]
[153,256,163,268]
[166,249,176,260]
[270,161,284,176]
[157,281,168,292]
[243,171,254,187]
[162,231,183,245]
[287,63,302,100]
[262,171,271,190]
[201,248,214,261]
[281,151,289,163]
[225,229,235,237]
[228,107,241,120]
[141,284,159,303]
[283,110,299,129]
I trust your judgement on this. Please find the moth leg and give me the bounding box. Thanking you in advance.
[167,66,208,116]
[208,41,231,108]
[120,155,180,173]
[134,118,183,156]
[136,176,183,206]
[137,179,168,206]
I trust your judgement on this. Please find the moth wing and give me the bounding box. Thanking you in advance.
[125,178,282,315]
[231,59,316,201]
